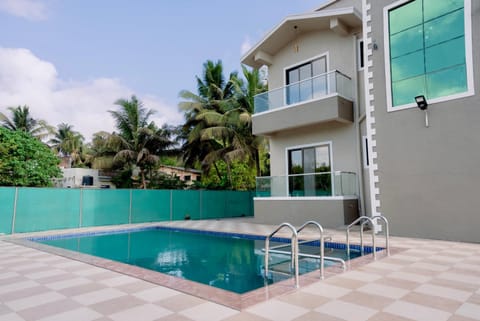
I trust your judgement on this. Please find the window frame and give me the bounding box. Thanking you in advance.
[284,141,334,197]
[357,39,364,70]
[383,0,474,112]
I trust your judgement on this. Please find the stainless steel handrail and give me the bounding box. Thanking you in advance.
[264,222,299,288]
[297,221,325,280]
[346,215,390,259]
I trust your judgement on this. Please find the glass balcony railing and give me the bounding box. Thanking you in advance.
[255,171,357,198]
[254,70,352,114]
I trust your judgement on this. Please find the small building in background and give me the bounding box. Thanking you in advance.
[54,168,115,189]
[158,165,201,185]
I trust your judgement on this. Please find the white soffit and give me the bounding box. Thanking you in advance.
[241,7,362,69]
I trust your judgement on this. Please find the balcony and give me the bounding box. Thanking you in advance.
[255,171,357,198]
[252,70,353,136]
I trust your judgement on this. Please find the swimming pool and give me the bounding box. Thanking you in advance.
[33,227,370,294]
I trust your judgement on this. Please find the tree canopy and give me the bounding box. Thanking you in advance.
[0,127,61,186]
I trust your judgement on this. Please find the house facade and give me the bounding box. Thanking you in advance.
[242,0,479,242]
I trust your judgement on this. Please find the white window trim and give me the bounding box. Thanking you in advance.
[357,38,364,71]
[383,0,475,112]
[284,141,334,197]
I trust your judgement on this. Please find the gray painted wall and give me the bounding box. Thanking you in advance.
[368,0,480,242]
[254,198,359,227]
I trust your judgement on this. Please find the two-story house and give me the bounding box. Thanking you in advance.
[242,0,479,242]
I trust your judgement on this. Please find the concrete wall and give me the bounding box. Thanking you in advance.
[367,0,480,242]
[268,29,357,90]
[254,198,359,227]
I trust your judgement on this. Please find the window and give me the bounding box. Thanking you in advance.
[287,144,331,196]
[358,39,364,69]
[184,175,191,182]
[386,0,471,109]
[286,56,327,105]
[362,136,369,168]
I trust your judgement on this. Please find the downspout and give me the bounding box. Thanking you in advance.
[352,32,366,218]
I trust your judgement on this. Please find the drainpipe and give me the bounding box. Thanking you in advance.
[352,32,366,218]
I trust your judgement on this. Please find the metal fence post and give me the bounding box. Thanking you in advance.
[11,187,18,234]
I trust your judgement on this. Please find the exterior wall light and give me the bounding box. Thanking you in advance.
[415,95,429,127]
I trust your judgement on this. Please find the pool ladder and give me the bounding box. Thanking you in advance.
[263,221,344,288]
[346,216,390,259]
[264,217,390,288]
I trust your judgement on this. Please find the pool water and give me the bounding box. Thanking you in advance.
[37,228,363,294]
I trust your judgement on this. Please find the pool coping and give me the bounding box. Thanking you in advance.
[6,224,401,310]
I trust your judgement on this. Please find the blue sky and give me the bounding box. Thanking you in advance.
[0,0,325,140]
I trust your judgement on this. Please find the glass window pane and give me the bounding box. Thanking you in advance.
[392,75,426,106]
[289,150,303,174]
[389,0,422,34]
[425,9,464,47]
[303,148,315,174]
[288,69,298,84]
[425,37,465,73]
[299,64,312,81]
[390,25,423,58]
[312,57,326,76]
[424,0,463,21]
[426,64,467,99]
[391,50,425,81]
[315,146,330,171]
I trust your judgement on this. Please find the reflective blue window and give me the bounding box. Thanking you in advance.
[388,0,467,107]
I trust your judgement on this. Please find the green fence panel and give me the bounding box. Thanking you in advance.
[131,190,171,223]
[0,187,16,234]
[201,191,226,219]
[172,190,200,220]
[14,188,81,233]
[81,189,130,227]
[226,191,254,217]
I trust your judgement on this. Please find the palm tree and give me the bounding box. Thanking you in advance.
[109,95,173,189]
[0,105,54,141]
[49,123,85,167]
[178,60,238,183]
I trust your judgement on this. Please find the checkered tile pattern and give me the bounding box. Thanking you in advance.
[1,219,479,321]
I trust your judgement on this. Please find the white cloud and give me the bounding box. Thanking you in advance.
[240,36,253,56]
[0,47,183,141]
[0,0,48,21]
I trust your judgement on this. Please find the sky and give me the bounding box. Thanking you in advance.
[0,0,325,141]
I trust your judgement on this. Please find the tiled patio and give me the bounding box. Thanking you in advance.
[1,219,480,321]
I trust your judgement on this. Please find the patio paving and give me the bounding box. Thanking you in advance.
[1,219,479,321]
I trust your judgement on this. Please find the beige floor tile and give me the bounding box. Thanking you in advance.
[5,291,65,311]
[276,291,330,309]
[292,311,345,321]
[99,275,137,287]
[455,303,480,320]
[155,294,205,312]
[109,303,173,321]
[58,282,106,296]
[414,284,472,302]
[36,307,102,321]
[156,314,197,321]
[467,294,480,305]
[338,270,382,283]
[180,302,238,321]
[410,262,450,272]
[402,292,463,313]
[246,299,309,321]
[387,271,432,284]
[376,276,420,290]
[17,298,81,321]
[24,269,67,280]
[357,283,409,299]
[314,300,377,321]
[340,291,395,310]
[73,287,126,305]
[368,312,416,321]
[384,300,452,321]
[222,311,271,321]
[90,295,146,315]
[0,280,39,295]
[439,273,480,286]
[301,283,351,299]
[132,286,180,303]
[45,277,91,290]
[0,312,26,321]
